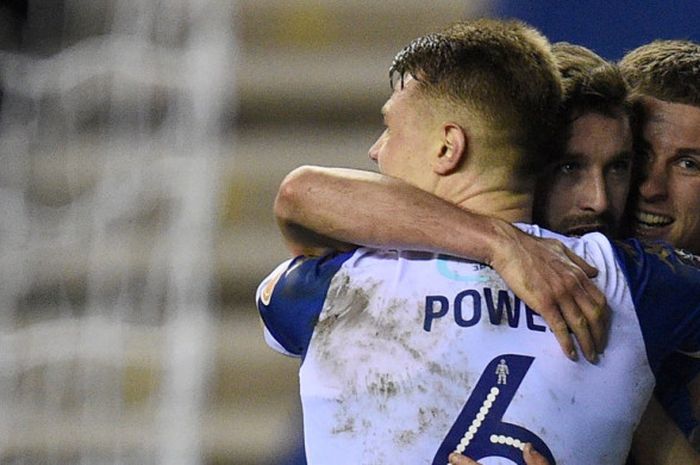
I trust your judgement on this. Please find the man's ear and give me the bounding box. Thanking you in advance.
[433,123,467,175]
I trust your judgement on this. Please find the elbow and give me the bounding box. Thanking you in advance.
[274,165,319,223]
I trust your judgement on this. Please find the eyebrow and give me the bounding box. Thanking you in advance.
[676,148,700,158]
[559,150,633,164]
[559,152,589,162]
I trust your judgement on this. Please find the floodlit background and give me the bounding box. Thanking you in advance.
[1,1,699,464]
[0,1,484,464]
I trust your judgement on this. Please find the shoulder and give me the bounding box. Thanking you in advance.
[611,239,700,285]
[610,239,700,369]
[516,223,618,270]
[256,251,357,357]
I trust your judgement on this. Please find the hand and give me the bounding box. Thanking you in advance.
[489,223,609,363]
[449,443,552,465]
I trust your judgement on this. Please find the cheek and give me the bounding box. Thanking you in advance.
[376,142,399,173]
[679,216,700,253]
[541,189,567,227]
[673,183,700,222]
[609,184,631,215]
[545,176,574,206]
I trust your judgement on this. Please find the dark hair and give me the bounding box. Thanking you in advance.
[619,40,700,106]
[388,18,562,176]
[553,42,629,121]
[533,44,633,230]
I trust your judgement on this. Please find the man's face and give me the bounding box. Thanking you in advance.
[368,77,439,190]
[542,111,633,237]
[633,97,700,253]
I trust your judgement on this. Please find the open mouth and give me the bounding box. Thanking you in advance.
[635,211,673,230]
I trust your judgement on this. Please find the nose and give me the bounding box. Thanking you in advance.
[638,158,668,203]
[579,172,609,214]
[368,130,386,163]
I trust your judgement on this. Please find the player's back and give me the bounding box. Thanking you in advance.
[257,225,700,465]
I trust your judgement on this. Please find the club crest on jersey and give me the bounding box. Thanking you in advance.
[496,359,509,385]
[436,257,492,283]
[676,248,700,268]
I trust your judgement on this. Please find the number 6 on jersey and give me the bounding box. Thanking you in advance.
[432,354,555,465]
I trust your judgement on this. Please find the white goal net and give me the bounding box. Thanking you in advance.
[0,1,237,464]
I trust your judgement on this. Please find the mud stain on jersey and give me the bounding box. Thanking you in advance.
[418,406,446,433]
[331,395,363,438]
[367,372,399,397]
[394,429,416,447]
[312,274,377,364]
[427,360,470,387]
[332,416,355,435]
[312,270,471,445]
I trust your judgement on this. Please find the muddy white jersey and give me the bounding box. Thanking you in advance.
[256,225,700,465]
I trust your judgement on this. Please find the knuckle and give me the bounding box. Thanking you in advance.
[574,316,589,329]
[552,288,566,300]
[551,320,569,333]
[586,304,603,318]
[591,304,606,319]
[552,281,568,294]
[592,302,610,319]
[563,272,580,287]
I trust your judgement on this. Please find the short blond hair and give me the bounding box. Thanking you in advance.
[619,40,700,107]
[389,18,562,176]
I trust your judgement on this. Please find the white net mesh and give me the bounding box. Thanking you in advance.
[0,1,237,463]
[0,2,488,464]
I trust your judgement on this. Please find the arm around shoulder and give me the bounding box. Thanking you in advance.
[275,166,363,256]
[275,165,502,260]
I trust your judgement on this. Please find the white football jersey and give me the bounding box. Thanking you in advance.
[256,225,700,465]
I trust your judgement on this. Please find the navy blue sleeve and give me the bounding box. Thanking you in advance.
[612,239,700,374]
[257,252,354,358]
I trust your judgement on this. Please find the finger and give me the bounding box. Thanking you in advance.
[563,247,598,278]
[524,443,552,465]
[575,297,608,356]
[569,266,609,354]
[541,302,578,361]
[571,261,607,310]
[449,452,480,465]
[574,281,610,354]
[559,295,598,363]
[559,259,609,355]
[599,304,611,352]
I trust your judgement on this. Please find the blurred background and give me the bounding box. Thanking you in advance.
[0,1,698,465]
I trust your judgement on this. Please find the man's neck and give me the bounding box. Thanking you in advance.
[457,191,533,223]
[433,170,534,224]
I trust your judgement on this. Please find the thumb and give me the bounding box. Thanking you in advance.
[523,443,551,465]
[448,453,480,465]
[565,248,598,278]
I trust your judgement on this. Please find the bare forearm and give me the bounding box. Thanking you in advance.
[633,397,700,465]
[275,165,506,261]
[275,165,608,362]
